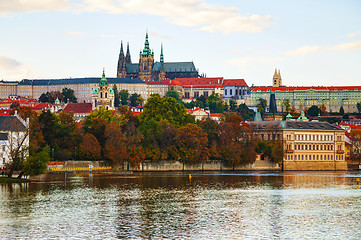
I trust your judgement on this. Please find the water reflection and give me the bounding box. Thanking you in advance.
[0,172,361,239]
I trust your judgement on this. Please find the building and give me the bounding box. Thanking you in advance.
[0,80,18,99]
[249,120,347,170]
[17,76,147,104]
[186,107,224,123]
[117,32,199,81]
[0,113,29,168]
[92,70,115,110]
[63,103,92,121]
[246,70,361,113]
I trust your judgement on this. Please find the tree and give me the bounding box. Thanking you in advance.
[307,105,320,117]
[207,93,224,113]
[218,114,255,168]
[10,102,20,109]
[104,123,127,166]
[281,99,290,113]
[176,123,209,164]
[165,90,181,102]
[357,102,361,114]
[113,84,121,108]
[79,133,101,160]
[257,98,267,116]
[62,88,77,103]
[38,110,61,148]
[39,91,64,104]
[339,106,345,115]
[229,100,237,112]
[198,117,220,159]
[320,104,327,115]
[349,129,361,165]
[129,93,143,107]
[23,146,51,176]
[139,94,194,128]
[119,89,129,106]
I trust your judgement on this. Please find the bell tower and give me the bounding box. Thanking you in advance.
[138,31,154,81]
[272,68,282,87]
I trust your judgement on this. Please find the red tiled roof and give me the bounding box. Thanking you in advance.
[169,80,181,86]
[251,86,361,92]
[63,103,92,114]
[176,77,224,86]
[146,79,171,85]
[223,79,248,87]
[0,109,11,116]
[33,103,52,110]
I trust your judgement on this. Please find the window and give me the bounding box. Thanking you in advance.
[225,89,227,95]
[185,92,190,98]
[230,89,233,96]
[194,92,199,98]
[204,91,208,97]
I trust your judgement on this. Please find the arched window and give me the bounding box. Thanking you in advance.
[100,92,103,98]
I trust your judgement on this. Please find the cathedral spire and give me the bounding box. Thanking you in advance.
[142,31,152,55]
[160,43,164,64]
[125,42,132,63]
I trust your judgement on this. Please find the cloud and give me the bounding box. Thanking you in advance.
[99,33,114,38]
[80,0,274,34]
[149,31,172,40]
[284,40,361,56]
[348,30,361,38]
[0,56,39,81]
[0,0,69,16]
[0,0,274,34]
[64,31,85,36]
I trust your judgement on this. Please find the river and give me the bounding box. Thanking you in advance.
[1,171,361,239]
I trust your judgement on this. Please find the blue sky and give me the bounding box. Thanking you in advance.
[0,0,360,87]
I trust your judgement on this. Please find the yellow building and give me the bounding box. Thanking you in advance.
[249,120,347,170]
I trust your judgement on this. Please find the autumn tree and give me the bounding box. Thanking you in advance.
[349,129,361,165]
[320,104,327,115]
[104,123,127,166]
[176,123,209,164]
[79,133,101,160]
[218,114,255,168]
[197,117,220,159]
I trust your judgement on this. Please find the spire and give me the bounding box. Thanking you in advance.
[278,69,281,80]
[117,41,126,77]
[100,68,108,86]
[273,68,278,78]
[141,31,151,55]
[160,43,164,64]
[125,42,132,63]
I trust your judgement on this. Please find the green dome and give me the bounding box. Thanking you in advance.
[92,87,99,94]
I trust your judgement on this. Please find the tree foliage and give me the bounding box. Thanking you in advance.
[23,146,51,176]
[166,90,181,102]
[79,133,101,160]
[62,88,77,103]
[119,89,129,106]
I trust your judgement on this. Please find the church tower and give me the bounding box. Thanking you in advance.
[272,68,282,87]
[92,69,115,110]
[117,41,127,78]
[138,31,154,81]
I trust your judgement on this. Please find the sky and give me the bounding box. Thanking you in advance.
[0,0,360,87]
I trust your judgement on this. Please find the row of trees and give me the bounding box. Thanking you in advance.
[9,94,282,175]
[39,88,77,104]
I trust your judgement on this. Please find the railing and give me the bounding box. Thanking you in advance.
[50,166,112,172]
[336,150,344,154]
[285,149,294,153]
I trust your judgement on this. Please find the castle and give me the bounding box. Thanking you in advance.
[117,32,199,81]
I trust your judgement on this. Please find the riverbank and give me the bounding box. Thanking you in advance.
[0,176,32,183]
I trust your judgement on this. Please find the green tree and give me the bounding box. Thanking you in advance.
[23,146,51,176]
[339,106,345,115]
[62,88,77,103]
[307,105,320,117]
[281,99,290,113]
[38,110,61,148]
[357,102,361,114]
[166,90,181,102]
[113,84,121,108]
[229,100,237,112]
[139,94,194,128]
[257,98,267,116]
[119,89,129,106]
[207,93,224,113]
[129,93,143,107]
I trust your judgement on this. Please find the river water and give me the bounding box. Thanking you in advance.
[1,171,361,239]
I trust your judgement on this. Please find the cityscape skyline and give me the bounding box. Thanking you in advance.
[0,0,360,87]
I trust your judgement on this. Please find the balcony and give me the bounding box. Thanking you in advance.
[336,150,344,154]
[285,149,294,153]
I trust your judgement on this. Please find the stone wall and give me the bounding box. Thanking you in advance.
[125,159,281,171]
[283,161,348,171]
